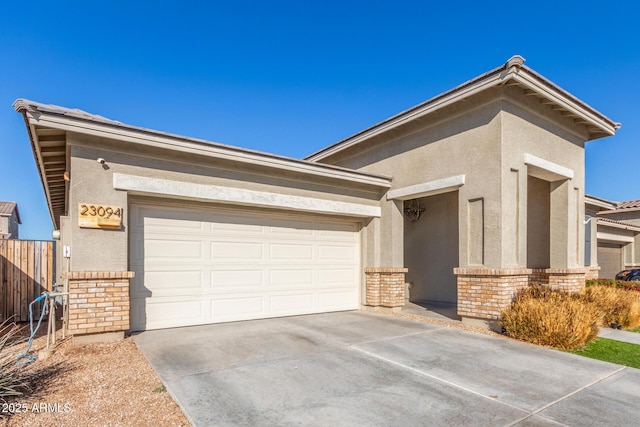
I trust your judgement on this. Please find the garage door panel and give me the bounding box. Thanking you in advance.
[145,239,203,259]
[268,219,315,236]
[270,243,314,259]
[211,220,264,234]
[210,270,264,288]
[211,242,263,260]
[269,293,315,313]
[269,269,314,286]
[318,269,358,284]
[211,297,265,318]
[318,291,358,309]
[142,270,203,295]
[144,215,204,231]
[144,298,204,329]
[319,245,357,261]
[318,222,358,236]
[130,203,360,331]
[598,243,623,279]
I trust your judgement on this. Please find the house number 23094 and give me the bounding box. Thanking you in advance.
[78,203,123,229]
[79,204,122,218]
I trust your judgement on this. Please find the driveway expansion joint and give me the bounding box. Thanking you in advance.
[351,345,527,413]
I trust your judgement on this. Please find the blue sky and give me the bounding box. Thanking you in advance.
[1,1,638,240]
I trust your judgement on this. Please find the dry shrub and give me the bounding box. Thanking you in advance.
[501,285,600,349]
[0,321,29,402]
[581,285,640,329]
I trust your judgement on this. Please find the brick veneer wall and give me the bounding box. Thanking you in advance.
[585,266,600,281]
[529,268,549,285]
[67,271,134,336]
[364,268,408,308]
[546,268,588,292]
[454,268,531,320]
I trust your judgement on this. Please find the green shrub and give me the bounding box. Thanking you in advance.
[581,285,640,329]
[0,321,29,402]
[501,285,600,349]
[586,279,640,292]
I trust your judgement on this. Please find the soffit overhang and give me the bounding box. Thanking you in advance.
[14,99,392,229]
[306,56,621,162]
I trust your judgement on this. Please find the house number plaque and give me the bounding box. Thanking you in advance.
[78,203,123,229]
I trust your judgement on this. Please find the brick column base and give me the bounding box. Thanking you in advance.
[364,268,408,308]
[454,268,531,321]
[545,268,587,292]
[67,271,134,339]
[585,266,600,281]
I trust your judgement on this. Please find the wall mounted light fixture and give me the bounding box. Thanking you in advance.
[404,199,425,222]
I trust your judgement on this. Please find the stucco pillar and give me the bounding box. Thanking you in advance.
[364,199,406,306]
[379,199,404,266]
[549,180,583,269]
[548,181,586,289]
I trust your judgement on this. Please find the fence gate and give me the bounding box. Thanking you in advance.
[0,240,55,322]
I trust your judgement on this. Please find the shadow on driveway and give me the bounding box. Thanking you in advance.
[134,311,640,427]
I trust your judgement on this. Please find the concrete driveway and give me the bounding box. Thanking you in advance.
[134,311,640,426]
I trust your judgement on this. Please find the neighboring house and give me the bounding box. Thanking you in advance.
[15,55,621,340]
[0,201,21,239]
[585,195,640,279]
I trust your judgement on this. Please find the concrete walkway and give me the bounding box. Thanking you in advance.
[598,327,640,345]
[135,311,640,426]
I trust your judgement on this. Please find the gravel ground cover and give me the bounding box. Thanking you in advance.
[1,329,189,427]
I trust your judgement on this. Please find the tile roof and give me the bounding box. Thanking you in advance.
[597,217,640,230]
[616,199,640,210]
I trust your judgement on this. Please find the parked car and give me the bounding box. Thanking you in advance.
[615,269,640,281]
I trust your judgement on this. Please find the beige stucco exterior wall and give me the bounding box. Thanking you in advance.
[318,86,591,277]
[320,89,503,273]
[65,133,384,274]
[500,88,588,270]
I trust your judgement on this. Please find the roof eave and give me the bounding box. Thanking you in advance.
[599,206,640,215]
[24,111,392,188]
[597,218,640,232]
[585,194,617,210]
[14,104,59,229]
[306,56,620,162]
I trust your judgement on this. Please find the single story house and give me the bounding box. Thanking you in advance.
[0,201,21,239]
[585,195,640,279]
[15,55,621,339]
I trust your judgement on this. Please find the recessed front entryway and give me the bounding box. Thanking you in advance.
[129,203,361,331]
[404,191,459,307]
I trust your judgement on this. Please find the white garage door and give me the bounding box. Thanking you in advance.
[597,242,623,280]
[129,203,361,331]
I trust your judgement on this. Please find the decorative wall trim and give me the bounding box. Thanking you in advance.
[113,173,381,218]
[524,153,574,181]
[387,175,465,201]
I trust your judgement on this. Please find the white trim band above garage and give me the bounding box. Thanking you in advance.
[387,175,465,201]
[524,153,574,181]
[113,173,381,218]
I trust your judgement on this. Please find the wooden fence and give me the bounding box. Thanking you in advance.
[0,240,55,322]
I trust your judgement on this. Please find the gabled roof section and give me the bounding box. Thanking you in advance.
[597,217,640,233]
[585,194,617,210]
[14,99,391,229]
[306,56,621,162]
[0,201,21,223]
